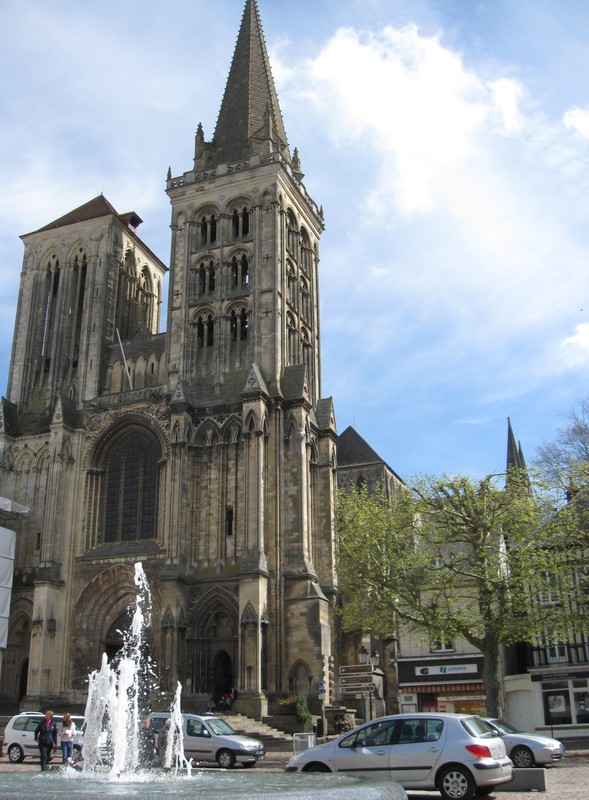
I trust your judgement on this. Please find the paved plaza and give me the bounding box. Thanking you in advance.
[1,744,588,799]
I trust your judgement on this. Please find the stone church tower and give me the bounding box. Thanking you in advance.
[0,0,338,717]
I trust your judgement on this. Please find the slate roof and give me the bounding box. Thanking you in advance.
[337,425,387,467]
[24,194,142,235]
[213,0,289,164]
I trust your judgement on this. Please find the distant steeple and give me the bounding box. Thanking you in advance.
[506,417,522,472]
[506,417,531,491]
[212,0,290,165]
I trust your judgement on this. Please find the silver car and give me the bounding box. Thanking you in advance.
[149,712,265,768]
[285,712,513,800]
[483,718,565,768]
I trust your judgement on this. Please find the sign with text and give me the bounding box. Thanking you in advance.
[340,684,375,695]
[340,675,373,685]
[340,664,374,675]
[415,663,477,676]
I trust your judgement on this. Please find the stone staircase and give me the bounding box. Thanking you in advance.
[222,711,295,745]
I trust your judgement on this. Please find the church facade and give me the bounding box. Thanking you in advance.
[0,0,344,717]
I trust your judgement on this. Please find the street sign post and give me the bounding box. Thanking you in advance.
[340,683,375,695]
[339,664,374,675]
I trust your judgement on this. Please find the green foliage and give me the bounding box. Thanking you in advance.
[335,473,589,716]
[281,695,311,722]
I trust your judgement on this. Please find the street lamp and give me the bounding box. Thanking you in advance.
[358,646,380,720]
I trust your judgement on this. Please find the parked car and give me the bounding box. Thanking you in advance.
[148,712,265,768]
[4,711,85,764]
[482,718,565,768]
[285,712,513,800]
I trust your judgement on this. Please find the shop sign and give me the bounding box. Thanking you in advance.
[415,664,477,676]
[437,695,486,701]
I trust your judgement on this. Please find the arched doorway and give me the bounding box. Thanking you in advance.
[19,658,28,701]
[211,649,233,705]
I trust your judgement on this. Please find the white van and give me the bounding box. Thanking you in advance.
[4,712,85,763]
[148,712,265,768]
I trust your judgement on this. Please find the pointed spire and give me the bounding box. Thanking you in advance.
[506,417,531,492]
[506,417,521,472]
[213,0,290,164]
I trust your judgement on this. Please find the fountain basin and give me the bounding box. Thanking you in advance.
[0,769,406,800]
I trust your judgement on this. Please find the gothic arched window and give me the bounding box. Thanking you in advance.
[103,430,159,542]
[196,313,215,348]
[230,307,248,342]
[199,214,217,246]
[230,254,249,288]
[231,206,250,239]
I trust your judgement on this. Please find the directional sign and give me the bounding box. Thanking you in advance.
[341,683,375,695]
[340,664,374,675]
[340,675,373,686]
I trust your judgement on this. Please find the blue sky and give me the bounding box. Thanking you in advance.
[1,0,589,480]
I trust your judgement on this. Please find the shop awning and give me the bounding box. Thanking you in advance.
[401,683,484,693]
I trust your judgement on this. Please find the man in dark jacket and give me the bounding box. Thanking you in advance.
[34,710,58,770]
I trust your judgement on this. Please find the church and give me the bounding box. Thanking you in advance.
[0,0,401,716]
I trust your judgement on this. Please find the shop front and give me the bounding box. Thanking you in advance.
[531,670,589,738]
[398,658,486,715]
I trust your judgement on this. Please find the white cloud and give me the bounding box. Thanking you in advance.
[279,20,589,390]
[563,106,589,139]
[561,323,589,367]
[488,78,524,135]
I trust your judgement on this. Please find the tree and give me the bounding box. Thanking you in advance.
[535,397,589,496]
[335,473,586,718]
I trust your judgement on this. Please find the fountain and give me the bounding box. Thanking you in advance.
[0,563,404,800]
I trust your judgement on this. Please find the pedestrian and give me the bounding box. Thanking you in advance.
[138,717,156,768]
[59,712,77,765]
[157,718,176,773]
[34,710,58,771]
[224,687,237,709]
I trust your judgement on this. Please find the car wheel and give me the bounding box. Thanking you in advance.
[302,762,331,773]
[217,749,236,769]
[511,745,535,768]
[438,765,476,800]
[7,744,24,764]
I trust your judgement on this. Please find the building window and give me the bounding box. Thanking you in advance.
[103,431,159,542]
[232,206,250,239]
[430,636,454,653]
[230,254,249,288]
[197,260,215,295]
[230,307,248,341]
[226,507,234,537]
[542,681,572,725]
[196,313,215,348]
[200,214,217,245]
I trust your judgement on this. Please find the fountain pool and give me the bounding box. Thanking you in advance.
[10,563,405,799]
[0,770,406,800]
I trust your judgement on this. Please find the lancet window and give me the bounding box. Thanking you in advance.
[230,306,248,342]
[230,253,249,288]
[196,312,215,348]
[196,260,216,295]
[300,227,313,274]
[39,255,60,377]
[286,209,298,257]
[199,213,217,246]
[231,206,250,239]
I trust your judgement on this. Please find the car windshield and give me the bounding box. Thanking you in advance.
[461,716,495,739]
[488,718,521,734]
[206,718,236,735]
